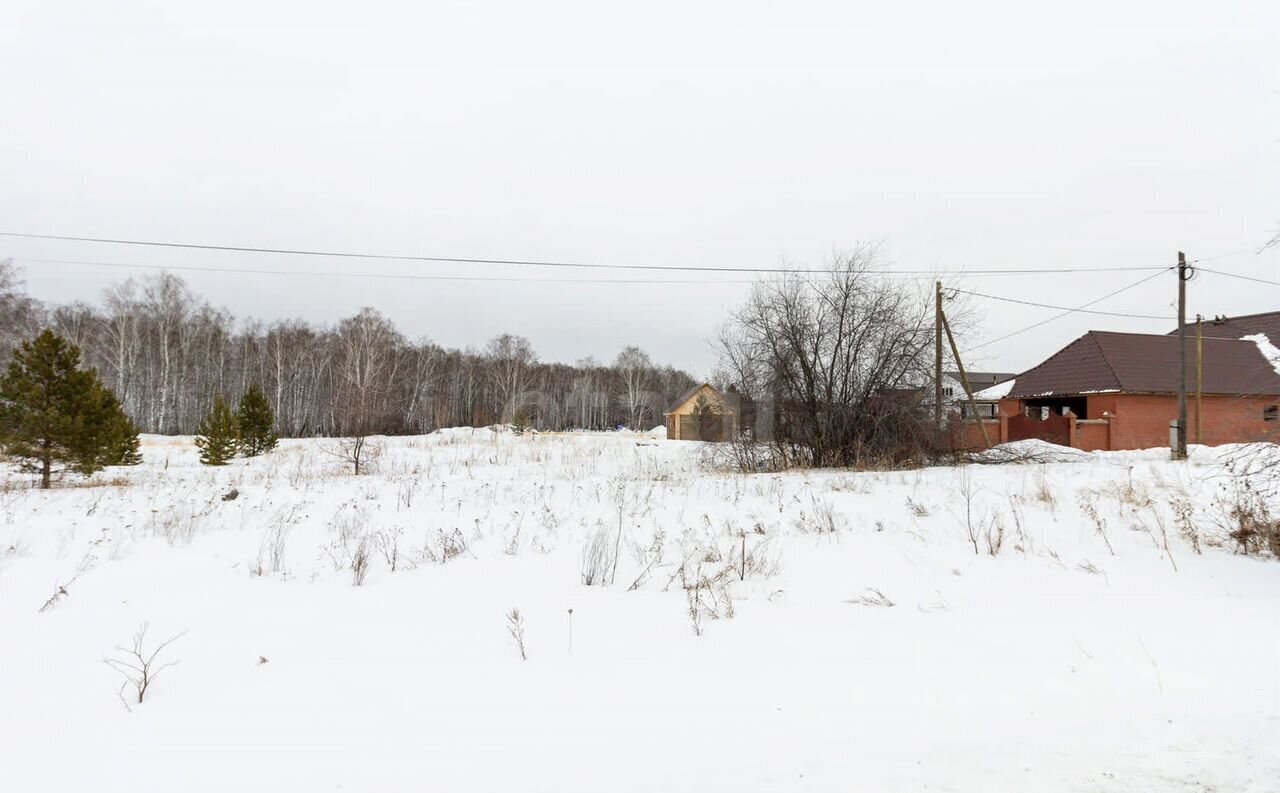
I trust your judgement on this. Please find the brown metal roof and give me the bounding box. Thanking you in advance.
[1168,310,1280,343]
[1006,331,1280,398]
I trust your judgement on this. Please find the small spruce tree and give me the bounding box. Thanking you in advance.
[70,381,143,471]
[236,383,277,457]
[195,395,240,466]
[0,330,139,487]
[99,392,143,467]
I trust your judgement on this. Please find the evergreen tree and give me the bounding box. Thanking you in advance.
[0,330,138,488]
[236,383,277,456]
[94,387,143,467]
[195,395,239,466]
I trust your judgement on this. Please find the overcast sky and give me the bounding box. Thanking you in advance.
[2,1,1277,377]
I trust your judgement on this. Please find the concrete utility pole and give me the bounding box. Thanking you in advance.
[941,308,991,448]
[1175,252,1189,460]
[935,281,943,428]
[1195,314,1203,445]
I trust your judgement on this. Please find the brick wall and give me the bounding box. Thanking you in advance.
[1086,393,1280,450]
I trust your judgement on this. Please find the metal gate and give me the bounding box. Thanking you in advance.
[1006,411,1071,447]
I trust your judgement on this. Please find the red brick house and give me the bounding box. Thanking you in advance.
[957,329,1280,451]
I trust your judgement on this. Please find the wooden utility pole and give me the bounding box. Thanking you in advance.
[935,281,943,428]
[941,309,991,447]
[1195,314,1203,445]
[1175,252,1189,460]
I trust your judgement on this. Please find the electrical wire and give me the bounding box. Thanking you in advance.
[949,288,1172,320]
[963,267,1175,353]
[0,231,1173,276]
[1196,266,1280,288]
[9,257,760,286]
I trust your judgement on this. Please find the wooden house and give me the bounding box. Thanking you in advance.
[664,384,736,441]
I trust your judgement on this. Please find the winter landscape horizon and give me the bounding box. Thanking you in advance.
[4,3,1280,790]
[2,430,1277,791]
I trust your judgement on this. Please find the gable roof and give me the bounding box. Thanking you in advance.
[1006,330,1280,398]
[945,371,1016,389]
[1169,310,1280,344]
[665,383,724,415]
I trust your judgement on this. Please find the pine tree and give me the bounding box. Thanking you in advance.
[0,330,138,488]
[194,395,240,466]
[97,389,143,467]
[236,383,277,457]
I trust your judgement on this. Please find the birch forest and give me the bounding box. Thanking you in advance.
[0,263,697,435]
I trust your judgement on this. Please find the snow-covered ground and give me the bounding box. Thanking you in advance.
[1,431,1277,792]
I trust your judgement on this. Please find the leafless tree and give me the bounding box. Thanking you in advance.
[486,333,537,423]
[615,346,653,429]
[717,245,945,469]
[103,623,187,709]
[0,261,46,364]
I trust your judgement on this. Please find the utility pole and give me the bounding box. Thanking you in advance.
[1175,252,1189,460]
[935,281,943,428]
[941,308,991,447]
[1195,314,1203,445]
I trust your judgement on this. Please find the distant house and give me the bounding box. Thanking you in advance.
[955,330,1280,451]
[944,370,1015,419]
[945,370,1016,395]
[664,384,736,442]
[1168,310,1280,342]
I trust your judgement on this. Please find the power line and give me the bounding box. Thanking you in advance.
[0,230,1172,276]
[1196,266,1280,288]
[964,267,1175,353]
[949,288,1172,319]
[10,257,760,286]
[1188,247,1269,264]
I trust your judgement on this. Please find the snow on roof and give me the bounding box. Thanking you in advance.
[973,378,1015,400]
[1242,333,1280,377]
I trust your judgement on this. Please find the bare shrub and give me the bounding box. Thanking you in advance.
[1008,497,1031,554]
[906,497,929,517]
[373,527,405,572]
[506,607,528,661]
[38,553,96,612]
[1211,475,1280,555]
[796,496,842,534]
[848,587,895,607]
[422,528,470,565]
[1032,468,1056,510]
[1172,497,1201,554]
[580,523,616,586]
[253,521,291,577]
[351,536,371,586]
[627,528,666,591]
[1077,492,1115,556]
[104,623,186,710]
[502,511,524,556]
[325,435,383,476]
[959,470,981,555]
[677,557,737,635]
[1077,559,1103,576]
[984,515,1006,556]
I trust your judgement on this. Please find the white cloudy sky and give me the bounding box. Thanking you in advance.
[2,1,1277,376]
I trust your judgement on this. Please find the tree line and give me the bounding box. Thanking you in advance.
[0,262,699,437]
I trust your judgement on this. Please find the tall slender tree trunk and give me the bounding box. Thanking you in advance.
[40,442,52,489]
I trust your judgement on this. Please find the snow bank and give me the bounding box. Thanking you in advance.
[971,438,1092,463]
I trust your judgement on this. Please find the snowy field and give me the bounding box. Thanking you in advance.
[1,431,1277,792]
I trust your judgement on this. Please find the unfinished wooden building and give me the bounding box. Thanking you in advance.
[664,383,737,441]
